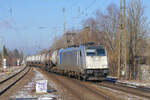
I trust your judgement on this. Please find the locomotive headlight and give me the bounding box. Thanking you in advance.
[95,57,99,60]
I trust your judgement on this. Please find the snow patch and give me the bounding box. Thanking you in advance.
[10,68,60,100]
[94,84,149,100]
[117,80,150,89]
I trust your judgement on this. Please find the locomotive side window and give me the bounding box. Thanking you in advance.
[80,51,82,57]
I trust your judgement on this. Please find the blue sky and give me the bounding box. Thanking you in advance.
[0,0,149,55]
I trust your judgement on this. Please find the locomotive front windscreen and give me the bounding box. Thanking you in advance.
[86,47,106,56]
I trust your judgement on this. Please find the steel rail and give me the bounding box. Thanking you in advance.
[0,66,26,84]
[95,81,150,99]
[0,67,31,95]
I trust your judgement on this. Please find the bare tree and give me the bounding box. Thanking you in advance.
[127,0,149,80]
[94,4,120,76]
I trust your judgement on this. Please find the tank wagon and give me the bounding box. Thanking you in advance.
[25,54,42,67]
[25,56,32,66]
[26,44,109,80]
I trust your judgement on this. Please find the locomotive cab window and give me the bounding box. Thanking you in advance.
[86,47,106,56]
[86,49,96,56]
[96,48,106,56]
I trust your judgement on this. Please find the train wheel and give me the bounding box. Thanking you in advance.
[77,74,81,80]
[62,70,65,76]
[68,72,71,78]
[82,74,88,81]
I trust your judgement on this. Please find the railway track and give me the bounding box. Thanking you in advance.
[116,81,150,92]
[37,67,150,99]
[51,72,150,99]
[71,79,112,100]
[95,81,150,99]
[0,66,31,95]
[37,68,117,100]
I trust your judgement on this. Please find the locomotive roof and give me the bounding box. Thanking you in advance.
[60,45,105,53]
[86,45,105,49]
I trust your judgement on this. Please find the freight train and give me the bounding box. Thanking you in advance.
[25,44,109,80]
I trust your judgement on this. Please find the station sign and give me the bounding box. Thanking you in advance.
[36,80,47,93]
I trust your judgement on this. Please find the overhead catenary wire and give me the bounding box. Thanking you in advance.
[73,0,97,19]
[66,0,97,30]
